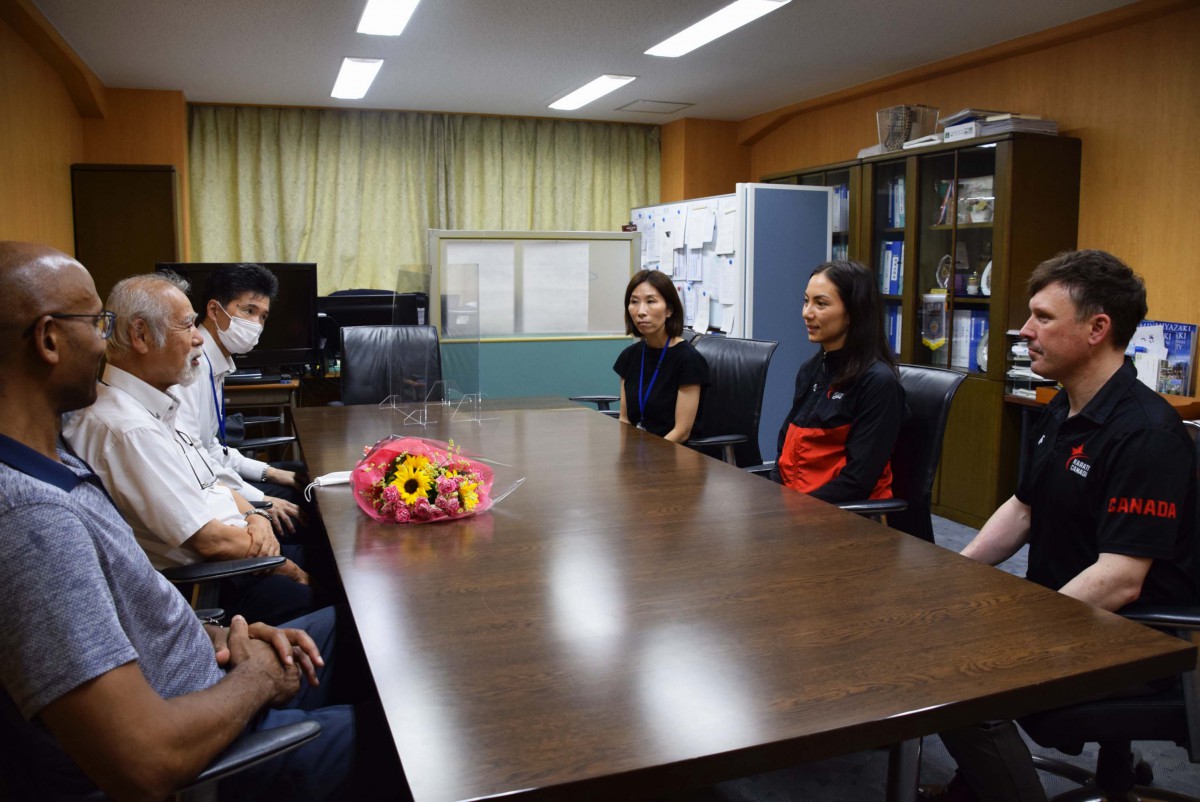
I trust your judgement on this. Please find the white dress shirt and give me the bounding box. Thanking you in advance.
[63,364,248,569]
[174,326,268,502]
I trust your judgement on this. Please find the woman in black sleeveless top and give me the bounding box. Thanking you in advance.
[612,270,709,442]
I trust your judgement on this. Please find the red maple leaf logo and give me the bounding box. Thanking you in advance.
[1065,443,1088,470]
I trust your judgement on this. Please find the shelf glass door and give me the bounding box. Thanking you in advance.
[916,145,995,373]
[870,159,906,302]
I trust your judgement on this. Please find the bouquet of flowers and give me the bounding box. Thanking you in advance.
[353,437,494,524]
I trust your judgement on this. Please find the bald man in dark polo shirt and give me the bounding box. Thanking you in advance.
[929,249,1198,802]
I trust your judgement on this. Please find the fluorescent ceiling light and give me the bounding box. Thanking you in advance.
[331,58,384,99]
[549,75,637,111]
[357,0,420,36]
[646,0,791,58]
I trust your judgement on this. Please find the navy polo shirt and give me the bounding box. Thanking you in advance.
[1016,359,1198,606]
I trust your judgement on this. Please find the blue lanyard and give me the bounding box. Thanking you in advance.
[204,352,228,455]
[637,340,668,422]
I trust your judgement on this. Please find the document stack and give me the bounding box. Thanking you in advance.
[976,113,1059,136]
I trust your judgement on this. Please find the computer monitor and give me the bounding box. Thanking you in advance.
[155,262,320,371]
[317,292,426,357]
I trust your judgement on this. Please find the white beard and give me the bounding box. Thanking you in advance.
[176,351,205,386]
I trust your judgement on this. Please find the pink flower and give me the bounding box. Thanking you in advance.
[391,503,411,523]
[382,485,401,505]
[436,475,459,496]
[435,495,461,516]
[412,497,434,521]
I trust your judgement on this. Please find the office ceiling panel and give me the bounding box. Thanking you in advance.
[32,0,1134,124]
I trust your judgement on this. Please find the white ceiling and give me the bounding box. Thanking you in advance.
[32,0,1133,125]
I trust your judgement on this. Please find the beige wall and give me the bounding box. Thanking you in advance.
[663,3,1200,324]
[0,17,83,252]
[1,14,190,256]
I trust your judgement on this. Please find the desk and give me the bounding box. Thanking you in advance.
[294,401,1194,802]
[223,378,299,409]
[224,379,300,460]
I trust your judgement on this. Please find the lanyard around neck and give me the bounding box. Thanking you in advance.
[204,352,228,455]
[638,340,669,420]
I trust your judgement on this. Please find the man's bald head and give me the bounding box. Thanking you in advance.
[0,242,97,339]
[0,241,106,413]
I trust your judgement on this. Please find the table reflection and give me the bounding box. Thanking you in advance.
[549,537,627,665]
[637,625,761,755]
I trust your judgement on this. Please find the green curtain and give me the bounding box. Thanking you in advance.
[189,105,660,293]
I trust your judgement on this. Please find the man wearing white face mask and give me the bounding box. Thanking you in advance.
[176,264,308,537]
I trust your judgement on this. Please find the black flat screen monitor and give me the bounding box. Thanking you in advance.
[155,262,319,370]
[317,292,424,356]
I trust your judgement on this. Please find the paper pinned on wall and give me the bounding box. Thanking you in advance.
[715,197,739,254]
[718,257,739,306]
[658,212,677,267]
[686,249,703,281]
[719,304,735,333]
[681,282,696,326]
[694,289,711,333]
[685,203,715,250]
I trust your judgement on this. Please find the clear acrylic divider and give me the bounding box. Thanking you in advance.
[430,261,493,423]
[379,264,442,425]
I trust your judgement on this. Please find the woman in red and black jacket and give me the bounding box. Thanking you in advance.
[769,260,905,503]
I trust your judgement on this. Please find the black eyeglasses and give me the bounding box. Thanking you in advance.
[22,311,117,340]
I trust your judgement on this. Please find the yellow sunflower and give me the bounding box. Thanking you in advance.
[402,454,433,475]
[458,478,480,511]
[390,463,432,505]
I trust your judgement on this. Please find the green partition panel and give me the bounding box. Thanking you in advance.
[442,338,629,399]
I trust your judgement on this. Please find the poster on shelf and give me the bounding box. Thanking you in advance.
[1127,319,1197,395]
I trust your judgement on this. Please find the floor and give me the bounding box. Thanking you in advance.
[668,516,1200,801]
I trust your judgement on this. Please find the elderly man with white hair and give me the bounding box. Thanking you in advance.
[64,271,317,625]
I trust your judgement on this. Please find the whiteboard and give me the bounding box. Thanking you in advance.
[428,230,639,340]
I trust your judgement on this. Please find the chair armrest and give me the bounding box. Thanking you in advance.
[743,464,773,477]
[163,556,286,585]
[1121,606,1200,631]
[837,498,909,515]
[238,415,283,426]
[570,395,619,411]
[182,720,322,790]
[194,608,225,624]
[601,410,620,419]
[686,434,747,449]
[236,435,298,450]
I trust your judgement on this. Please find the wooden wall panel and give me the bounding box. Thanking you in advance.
[0,17,82,252]
[744,5,1200,324]
[83,88,190,256]
[660,120,685,202]
[660,119,751,203]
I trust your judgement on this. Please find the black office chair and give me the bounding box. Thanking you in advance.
[224,411,296,461]
[339,325,443,406]
[1020,419,1200,801]
[746,363,963,543]
[163,555,287,612]
[837,364,964,542]
[686,335,779,467]
[0,688,320,802]
[570,394,620,414]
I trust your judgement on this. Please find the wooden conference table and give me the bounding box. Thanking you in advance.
[294,399,1194,802]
